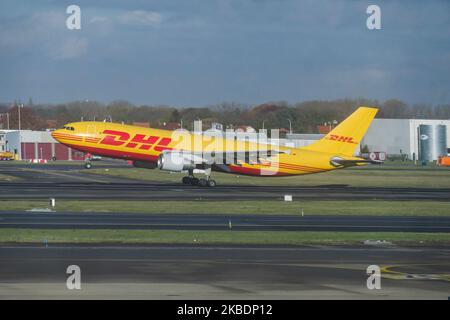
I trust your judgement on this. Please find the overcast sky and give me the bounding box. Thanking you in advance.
[1,0,449,106]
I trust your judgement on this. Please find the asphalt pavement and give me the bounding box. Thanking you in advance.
[0,244,448,299]
[1,211,449,232]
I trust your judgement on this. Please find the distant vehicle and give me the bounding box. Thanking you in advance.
[0,151,14,161]
[52,106,381,187]
[85,153,102,161]
[361,151,386,162]
[437,156,450,167]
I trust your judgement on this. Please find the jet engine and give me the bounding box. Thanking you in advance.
[157,152,195,172]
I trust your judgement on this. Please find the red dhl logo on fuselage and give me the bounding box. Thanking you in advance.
[326,134,358,144]
[96,130,172,152]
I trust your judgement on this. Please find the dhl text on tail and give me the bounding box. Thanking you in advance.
[51,106,380,187]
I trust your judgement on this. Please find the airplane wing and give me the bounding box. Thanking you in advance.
[160,149,290,166]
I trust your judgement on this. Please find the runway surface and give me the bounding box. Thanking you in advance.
[2,181,450,201]
[0,244,448,299]
[1,211,450,232]
[1,163,450,201]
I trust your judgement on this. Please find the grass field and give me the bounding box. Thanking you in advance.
[83,164,450,188]
[0,199,449,216]
[0,173,17,181]
[0,228,448,246]
[0,160,119,166]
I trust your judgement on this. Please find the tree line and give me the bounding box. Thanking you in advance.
[0,98,449,132]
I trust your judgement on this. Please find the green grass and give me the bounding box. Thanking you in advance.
[83,164,450,188]
[0,228,448,245]
[0,173,18,181]
[0,160,120,167]
[1,199,449,216]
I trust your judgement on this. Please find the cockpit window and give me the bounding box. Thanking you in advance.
[62,126,75,131]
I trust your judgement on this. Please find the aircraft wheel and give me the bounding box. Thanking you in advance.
[198,178,208,187]
[190,178,199,185]
[85,162,92,169]
[207,179,216,187]
[182,177,191,184]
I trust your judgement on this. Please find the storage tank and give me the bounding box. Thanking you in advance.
[434,125,447,158]
[419,125,433,161]
[419,124,448,161]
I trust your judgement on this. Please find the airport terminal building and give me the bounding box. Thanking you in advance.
[0,130,84,161]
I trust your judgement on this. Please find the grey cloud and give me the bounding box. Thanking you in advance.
[0,11,89,60]
[118,10,163,27]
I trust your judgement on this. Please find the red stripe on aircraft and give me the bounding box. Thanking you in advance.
[68,144,159,162]
[52,135,82,142]
[52,133,82,140]
[228,165,292,177]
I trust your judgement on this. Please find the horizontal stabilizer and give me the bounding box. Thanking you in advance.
[330,157,383,167]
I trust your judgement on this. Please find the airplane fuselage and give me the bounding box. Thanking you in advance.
[51,122,338,176]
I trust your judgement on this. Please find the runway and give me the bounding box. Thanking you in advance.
[1,211,450,232]
[0,244,448,299]
[1,181,449,201]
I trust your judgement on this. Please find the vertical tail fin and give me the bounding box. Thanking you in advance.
[302,106,378,156]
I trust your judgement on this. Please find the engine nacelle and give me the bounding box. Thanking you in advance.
[157,152,195,172]
[132,161,157,169]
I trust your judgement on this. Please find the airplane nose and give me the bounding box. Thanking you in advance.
[51,129,61,140]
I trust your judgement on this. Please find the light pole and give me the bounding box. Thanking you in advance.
[287,119,292,134]
[18,103,23,130]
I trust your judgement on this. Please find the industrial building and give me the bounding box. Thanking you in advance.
[284,134,324,148]
[0,130,84,161]
[361,119,450,161]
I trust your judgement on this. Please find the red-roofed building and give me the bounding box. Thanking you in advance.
[132,121,150,128]
[155,122,181,130]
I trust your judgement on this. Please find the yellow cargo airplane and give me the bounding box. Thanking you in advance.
[51,106,379,187]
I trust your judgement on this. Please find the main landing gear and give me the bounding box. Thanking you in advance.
[182,169,216,187]
[182,176,217,187]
